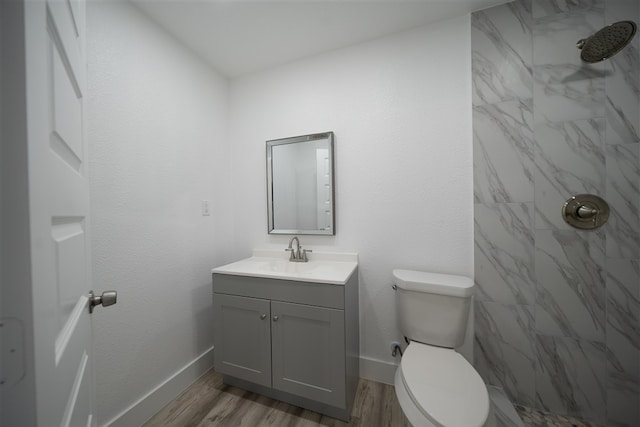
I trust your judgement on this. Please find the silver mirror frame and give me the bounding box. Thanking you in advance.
[266,132,335,235]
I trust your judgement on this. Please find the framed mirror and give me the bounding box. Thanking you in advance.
[266,132,335,235]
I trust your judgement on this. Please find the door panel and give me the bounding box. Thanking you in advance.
[48,0,85,93]
[52,219,86,345]
[25,0,94,425]
[51,35,83,168]
[271,301,346,408]
[213,294,272,387]
[62,351,91,426]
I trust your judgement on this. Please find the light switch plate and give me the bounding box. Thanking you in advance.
[202,200,211,216]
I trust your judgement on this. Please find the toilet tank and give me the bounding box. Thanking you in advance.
[393,269,474,348]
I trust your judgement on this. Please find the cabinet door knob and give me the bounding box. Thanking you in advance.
[260,314,267,320]
[272,315,279,322]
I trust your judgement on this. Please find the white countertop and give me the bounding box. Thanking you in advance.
[212,249,358,285]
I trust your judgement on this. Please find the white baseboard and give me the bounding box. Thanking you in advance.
[103,349,395,427]
[103,346,215,427]
[359,355,398,386]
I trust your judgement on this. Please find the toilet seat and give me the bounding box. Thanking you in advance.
[396,342,489,427]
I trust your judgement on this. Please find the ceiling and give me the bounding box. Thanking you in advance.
[133,0,508,78]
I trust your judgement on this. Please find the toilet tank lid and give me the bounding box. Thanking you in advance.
[392,269,474,297]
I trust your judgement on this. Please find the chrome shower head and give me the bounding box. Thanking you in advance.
[577,20,637,63]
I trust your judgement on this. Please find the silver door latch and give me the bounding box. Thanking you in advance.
[89,290,117,313]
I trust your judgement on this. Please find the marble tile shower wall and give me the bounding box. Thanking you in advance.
[472,0,640,425]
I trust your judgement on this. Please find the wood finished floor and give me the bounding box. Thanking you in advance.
[144,369,407,427]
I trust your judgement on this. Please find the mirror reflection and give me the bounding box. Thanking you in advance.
[267,132,335,235]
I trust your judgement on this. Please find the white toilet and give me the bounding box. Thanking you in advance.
[393,269,490,427]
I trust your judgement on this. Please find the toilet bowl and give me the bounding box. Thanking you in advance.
[394,343,489,427]
[392,269,490,427]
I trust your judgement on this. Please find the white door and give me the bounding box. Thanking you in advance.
[24,0,103,425]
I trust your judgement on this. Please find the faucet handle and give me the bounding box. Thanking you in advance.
[302,248,312,261]
[285,248,295,260]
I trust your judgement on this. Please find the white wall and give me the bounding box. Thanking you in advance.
[87,2,232,424]
[228,15,473,379]
[85,7,473,423]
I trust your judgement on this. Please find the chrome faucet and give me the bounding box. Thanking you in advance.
[286,236,312,262]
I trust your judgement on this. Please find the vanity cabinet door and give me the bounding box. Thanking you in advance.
[213,294,271,387]
[271,301,346,408]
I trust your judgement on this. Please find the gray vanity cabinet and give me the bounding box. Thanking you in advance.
[271,300,345,408]
[213,294,272,387]
[212,272,359,421]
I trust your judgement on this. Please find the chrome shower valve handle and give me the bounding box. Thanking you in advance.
[562,194,609,230]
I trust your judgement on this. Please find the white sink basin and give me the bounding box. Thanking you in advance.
[212,249,358,285]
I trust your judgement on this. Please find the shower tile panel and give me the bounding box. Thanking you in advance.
[607,96,640,146]
[532,61,607,87]
[606,259,640,373]
[606,257,640,427]
[533,77,605,125]
[534,119,605,229]
[532,5,604,68]
[605,143,640,258]
[607,384,640,427]
[475,335,536,407]
[532,5,606,125]
[471,0,533,106]
[606,51,640,145]
[475,301,535,349]
[535,335,606,423]
[487,385,527,427]
[534,229,606,342]
[473,0,640,422]
[473,100,534,204]
[606,259,640,427]
[605,0,640,22]
[474,203,536,305]
[532,0,604,20]
[607,341,640,427]
[474,301,536,406]
[605,0,640,146]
